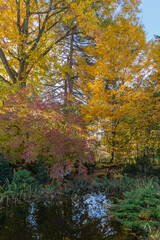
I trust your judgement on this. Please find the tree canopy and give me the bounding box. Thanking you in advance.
[0,0,159,175]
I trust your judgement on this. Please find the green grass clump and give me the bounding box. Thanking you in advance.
[0,169,35,205]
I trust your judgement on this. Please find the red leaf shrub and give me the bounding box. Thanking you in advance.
[78,163,88,177]
[0,89,95,179]
[50,161,74,179]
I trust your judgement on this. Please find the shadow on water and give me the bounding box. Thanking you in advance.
[0,193,138,240]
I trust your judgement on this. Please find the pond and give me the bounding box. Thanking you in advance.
[0,192,138,240]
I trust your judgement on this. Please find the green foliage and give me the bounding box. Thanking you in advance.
[93,175,137,194]
[34,160,50,185]
[112,178,160,232]
[0,153,12,186]
[0,169,53,205]
[9,169,34,192]
[0,169,35,204]
[0,183,56,206]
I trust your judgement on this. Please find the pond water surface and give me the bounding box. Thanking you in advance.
[0,193,138,240]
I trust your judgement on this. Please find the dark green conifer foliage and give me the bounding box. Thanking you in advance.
[0,153,12,186]
[35,160,50,185]
[112,179,160,232]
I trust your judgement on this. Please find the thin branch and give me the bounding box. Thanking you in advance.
[47,8,67,20]
[30,10,51,15]
[44,20,60,33]
[42,28,75,57]
[8,50,20,61]
[29,11,50,53]
[0,74,12,85]
[119,129,137,149]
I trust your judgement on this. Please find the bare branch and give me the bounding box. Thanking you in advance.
[47,8,68,20]
[42,28,75,57]
[0,74,12,85]
[29,11,50,53]
[30,10,51,15]
[8,50,20,61]
[44,19,60,33]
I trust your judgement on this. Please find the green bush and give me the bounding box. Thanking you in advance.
[0,170,35,205]
[34,160,50,185]
[0,153,12,186]
[9,169,35,192]
[112,178,160,233]
[93,175,137,194]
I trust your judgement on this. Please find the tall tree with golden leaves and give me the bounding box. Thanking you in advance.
[77,0,150,162]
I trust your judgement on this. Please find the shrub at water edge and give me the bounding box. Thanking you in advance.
[112,178,160,234]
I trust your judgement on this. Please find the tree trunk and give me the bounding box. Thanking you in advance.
[68,29,74,95]
[111,130,115,163]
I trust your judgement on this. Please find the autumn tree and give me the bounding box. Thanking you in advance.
[77,0,149,163]
[0,0,68,88]
[0,0,107,95]
[1,0,158,169]
[42,0,110,102]
[0,89,95,178]
[131,35,160,166]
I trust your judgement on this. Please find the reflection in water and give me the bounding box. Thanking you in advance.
[0,193,137,240]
